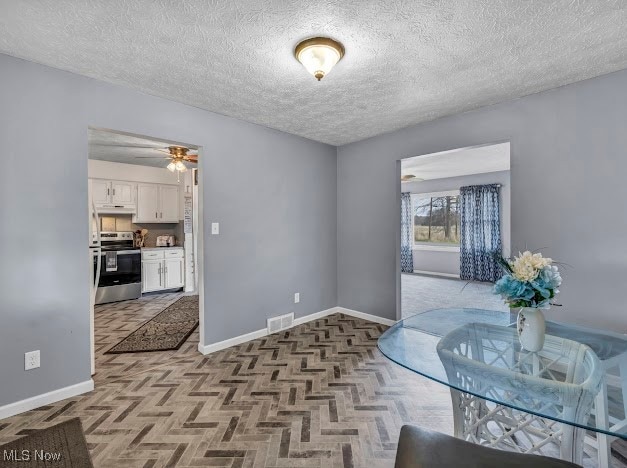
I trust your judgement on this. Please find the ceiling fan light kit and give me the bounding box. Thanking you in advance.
[141,145,196,173]
[294,37,344,81]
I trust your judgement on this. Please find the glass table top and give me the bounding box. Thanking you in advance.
[378,308,627,438]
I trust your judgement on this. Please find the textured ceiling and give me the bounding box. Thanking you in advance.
[1,1,626,145]
[401,142,510,181]
[88,128,198,169]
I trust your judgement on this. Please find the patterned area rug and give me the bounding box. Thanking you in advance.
[105,295,198,354]
[0,418,93,468]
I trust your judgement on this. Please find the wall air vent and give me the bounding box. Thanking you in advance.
[267,312,294,334]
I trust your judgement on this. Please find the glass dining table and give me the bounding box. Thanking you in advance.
[378,308,627,467]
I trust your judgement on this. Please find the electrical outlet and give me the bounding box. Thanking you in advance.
[211,222,219,235]
[294,293,300,304]
[25,350,40,370]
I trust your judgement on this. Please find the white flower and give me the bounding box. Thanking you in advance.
[510,251,552,282]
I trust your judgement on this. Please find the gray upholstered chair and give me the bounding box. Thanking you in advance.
[394,425,582,468]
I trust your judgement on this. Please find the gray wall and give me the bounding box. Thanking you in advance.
[404,170,511,276]
[0,54,337,407]
[338,69,627,331]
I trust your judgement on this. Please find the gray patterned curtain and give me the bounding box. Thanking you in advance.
[459,184,502,282]
[400,192,414,273]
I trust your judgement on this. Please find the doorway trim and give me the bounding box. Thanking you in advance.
[87,126,205,378]
[395,139,512,321]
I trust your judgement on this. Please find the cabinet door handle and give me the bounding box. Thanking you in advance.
[107,188,110,196]
[112,188,116,196]
[155,211,158,219]
[160,212,163,219]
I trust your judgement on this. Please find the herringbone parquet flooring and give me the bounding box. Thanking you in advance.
[0,308,453,467]
[93,292,199,384]
[0,295,620,467]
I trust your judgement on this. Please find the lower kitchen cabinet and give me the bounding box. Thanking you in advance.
[141,249,184,293]
[142,260,163,292]
[164,257,184,288]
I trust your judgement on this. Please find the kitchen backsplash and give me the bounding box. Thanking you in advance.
[99,215,184,247]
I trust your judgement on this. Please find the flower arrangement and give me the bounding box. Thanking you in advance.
[494,251,562,309]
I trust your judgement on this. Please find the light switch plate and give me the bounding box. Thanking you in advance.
[25,350,40,370]
[211,222,219,235]
[294,293,300,304]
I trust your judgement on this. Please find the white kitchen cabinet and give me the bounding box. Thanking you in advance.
[92,180,112,206]
[90,179,136,210]
[136,184,160,222]
[112,181,135,205]
[142,260,163,292]
[141,249,184,293]
[159,185,180,222]
[134,183,179,223]
[164,257,184,288]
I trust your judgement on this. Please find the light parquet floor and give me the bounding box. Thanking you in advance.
[0,310,453,467]
[0,294,622,467]
[94,292,199,384]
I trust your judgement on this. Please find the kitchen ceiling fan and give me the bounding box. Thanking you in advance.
[401,174,424,182]
[133,146,198,173]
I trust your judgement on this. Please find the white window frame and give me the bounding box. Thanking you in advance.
[411,190,461,252]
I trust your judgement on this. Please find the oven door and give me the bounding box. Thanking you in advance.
[95,250,141,287]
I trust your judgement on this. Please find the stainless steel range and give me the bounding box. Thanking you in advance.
[93,231,141,304]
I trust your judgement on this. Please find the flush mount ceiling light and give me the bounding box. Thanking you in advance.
[294,37,345,81]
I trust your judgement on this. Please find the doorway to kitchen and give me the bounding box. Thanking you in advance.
[87,127,204,384]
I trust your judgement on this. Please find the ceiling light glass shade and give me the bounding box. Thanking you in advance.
[167,162,176,172]
[175,160,187,172]
[295,37,344,81]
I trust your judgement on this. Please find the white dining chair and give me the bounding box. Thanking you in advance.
[436,323,603,465]
[543,321,627,468]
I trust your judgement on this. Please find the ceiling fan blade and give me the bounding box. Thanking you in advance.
[90,143,166,149]
[183,157,198,163]
[133,156,172,159]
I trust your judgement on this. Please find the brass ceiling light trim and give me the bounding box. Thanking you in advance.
[165,146,196,173]
[294,37,345,81]
[168,146,190,158]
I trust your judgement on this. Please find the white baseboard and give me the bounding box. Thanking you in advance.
[336,307,397,326]
[412,270,460,279]
[293,307,337,326]
[0,379,94,421]
[198,327,268,355]
[198,306,395,355]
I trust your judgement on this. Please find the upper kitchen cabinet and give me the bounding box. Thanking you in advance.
[159,185,180,222]
[135,184,159,222]
[134,183,179,223]
[91,179,112,206]
[112,181,135,205]
[91,179,136,211]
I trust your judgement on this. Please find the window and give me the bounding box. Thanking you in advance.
[412,191,460,245]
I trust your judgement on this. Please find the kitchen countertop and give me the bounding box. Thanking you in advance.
[141,246,184,250]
